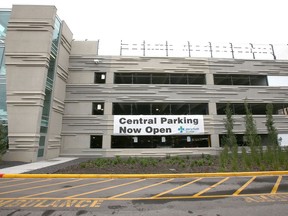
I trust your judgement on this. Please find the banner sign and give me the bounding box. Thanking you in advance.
[113,115,204,135]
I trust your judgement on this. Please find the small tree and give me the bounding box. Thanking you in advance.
[244,101,261,147]
[222,103,237,148]
[265,103,278,147]
[0,122,8,160]
[221,103,239,171]
[244,101,262,166]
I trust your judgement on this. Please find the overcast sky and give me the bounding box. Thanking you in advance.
[1,0,288,45]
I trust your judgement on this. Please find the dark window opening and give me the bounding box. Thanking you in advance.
[92,102,104,115]
[114,73,205,85]
[219,134,269,147]
[189,74,206,84]
[133,73,151,84]
[111,135,210,148]
[113,103,209,115]
[132,103,151,115]
[94,72,106,83]
[90,135,103,148]
[217,103,288,115]
[152,104,171,115]
[152,73,170,84]
[214,74,268,86]
[113,103,131,115]
[171,104,189,115]
[114,73,132,84]
[170,74,187,84]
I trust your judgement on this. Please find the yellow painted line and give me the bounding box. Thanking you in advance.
[271,176,282,194]
[0,179,25,184]
[193,177,230,197]
[16,179,84,198]
[0,178,51,189]
[233,176,256,196]
[3,171,288,178]
[1,192,288,201]
[109,178,174,199]
[0,179,81,195]
[152,178,202,199]
[20,179,114,198]
[66,179,146,198]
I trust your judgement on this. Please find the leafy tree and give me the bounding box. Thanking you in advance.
[244,101,261,147]
[222,103,237,148]
[265,103,278,147]
[0,122,8,160]
[244,101,262,166]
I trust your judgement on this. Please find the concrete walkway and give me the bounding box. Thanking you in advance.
[0,157,78,174]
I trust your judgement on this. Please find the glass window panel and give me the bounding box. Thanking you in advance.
[170,74,187,84]
[216,103,227,115]
[189,103,208,115]
[152,73,169,84]
[250,103,266,115]
[233,104,246,114]
[133,73,151,84]
[188,74,206,84]
[250,75,268,86]
[232,75,250,85]
[113,103,131,115]
[171,104,189,115]
[0,11,11,39]
[114,73,132,84]
[132,103,151,115]
[214,75,232,85]
[152,104,171,115]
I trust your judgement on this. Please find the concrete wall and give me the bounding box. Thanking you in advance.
[4,5,72,162]
[4,5,57,162]
[61,42,288,157]
[45,21,73,159]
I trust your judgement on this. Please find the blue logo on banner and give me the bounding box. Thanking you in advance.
[178,126,185,133]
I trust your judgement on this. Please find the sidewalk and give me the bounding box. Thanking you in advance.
[0,157,78,174]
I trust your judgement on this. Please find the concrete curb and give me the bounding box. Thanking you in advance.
[1,171,288,178]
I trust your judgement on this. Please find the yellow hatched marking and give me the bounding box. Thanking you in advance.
[233,176,256,195]
[20,179,114,198]
[1,192,288,201]
[0,179,25,184]
[66,179,146,198]
[271,176,282,194]
[0,179,84,195]
[152,178,202,199]
[0,179,51,189]
[109,178,174,199]
[193,177,229,197]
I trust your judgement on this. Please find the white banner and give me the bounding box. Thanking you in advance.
[113,115,204,135]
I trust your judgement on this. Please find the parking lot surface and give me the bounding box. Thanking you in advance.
[0,175,288,215]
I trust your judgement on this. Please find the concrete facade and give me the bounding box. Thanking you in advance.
[62,50,288,157]
[1,5,288,162]
[3,5,72,162]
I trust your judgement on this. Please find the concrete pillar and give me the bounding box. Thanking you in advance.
[206,73,214,85]
[104,102,112,115]
[210,134,220,147]
[209,103,217,115]
[102,135,111,149]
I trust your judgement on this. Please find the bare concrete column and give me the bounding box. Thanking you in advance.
[102,135,111,149]
[210,134,220,147]
[209,102,217,115]
[206,73,214,85]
